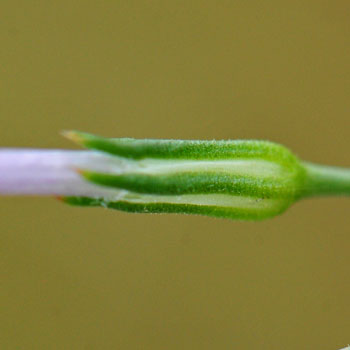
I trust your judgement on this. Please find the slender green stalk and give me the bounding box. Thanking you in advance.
[301,162,350,198]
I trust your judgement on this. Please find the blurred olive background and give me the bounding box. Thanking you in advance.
[1,1,350,349]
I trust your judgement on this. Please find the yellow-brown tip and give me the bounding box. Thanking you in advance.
[74,168,92,180]
[61,130,86,145]
[75,168,85,175]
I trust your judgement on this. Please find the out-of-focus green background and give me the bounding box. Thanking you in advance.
[1,1,349,349]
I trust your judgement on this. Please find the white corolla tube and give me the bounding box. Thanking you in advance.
[0,149,131,199]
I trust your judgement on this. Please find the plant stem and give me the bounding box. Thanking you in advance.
[301,162,350,198]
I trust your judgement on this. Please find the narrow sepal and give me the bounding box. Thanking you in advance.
[63,130,299,167]
[80,170,297,199]
[61,196,291,221]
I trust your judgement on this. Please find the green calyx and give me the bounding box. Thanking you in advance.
[61,131,350,221]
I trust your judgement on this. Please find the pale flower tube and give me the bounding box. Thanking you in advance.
[0,149,131,199]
